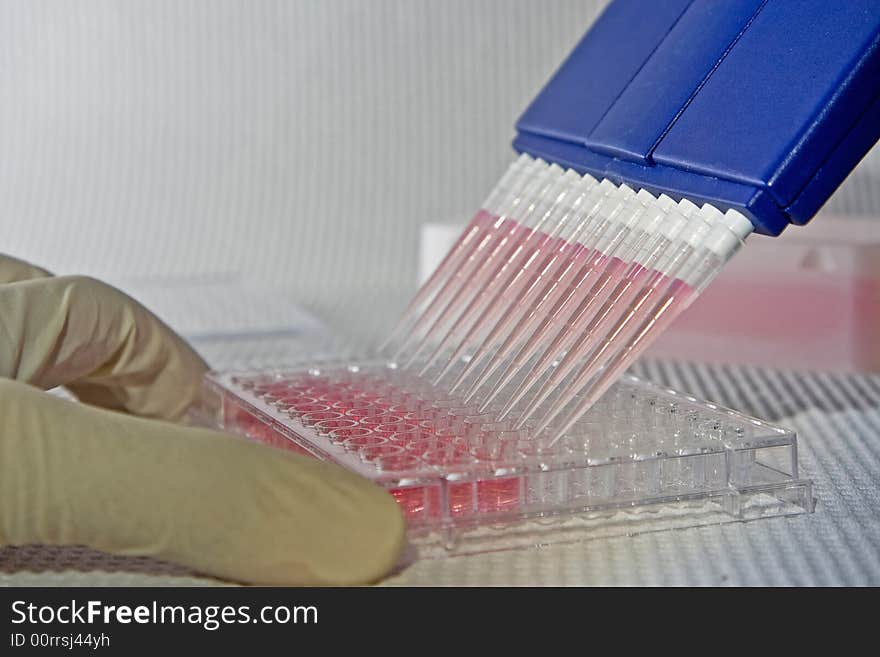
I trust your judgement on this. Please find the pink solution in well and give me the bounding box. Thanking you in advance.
[221,371,524,521]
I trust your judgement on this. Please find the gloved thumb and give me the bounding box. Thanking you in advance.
[0,378,406,585]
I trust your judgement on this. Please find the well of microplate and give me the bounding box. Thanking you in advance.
[203,360,813,557]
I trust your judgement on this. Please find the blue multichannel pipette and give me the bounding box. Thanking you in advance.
[382,0,880,444]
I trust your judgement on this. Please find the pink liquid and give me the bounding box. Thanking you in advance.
[396,219,534,367]
[236,373,528,521]
[403,225,543,368]
[393,216,525,361]
[456,242,594,401]
[381,210,497,353]
[517,263,663,428]
[428,235,575,383]
[391,486,436,518]
[415,230,561,374]
[466,247,607,407]
[225,394,313,455]
[530,271,686,436]
[546,279,696,443]
[498,255,631,421]
[477,236,577,331]
[476,478,521,513]
[438,237,586,386]
[420,444,478,517]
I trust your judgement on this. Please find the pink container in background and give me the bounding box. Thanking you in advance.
[643,216,880,373]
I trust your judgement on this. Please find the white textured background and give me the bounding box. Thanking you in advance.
[1,0,879,342]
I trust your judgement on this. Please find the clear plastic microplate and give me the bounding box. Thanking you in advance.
[203,360,814,557]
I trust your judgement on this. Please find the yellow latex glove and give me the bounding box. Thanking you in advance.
[0,255,405,585]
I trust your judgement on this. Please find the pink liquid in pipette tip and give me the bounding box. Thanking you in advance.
[499,254,631,422]
[395,217,528,362]
[405,230,550,375]
[476,255,607,412]
[455,187,629,394]
[432,235,577,385]
[494,238,576,323]
[381,209,497,353]
[391,218,509,360]
[531,270,686,436]
[375,164,737,461]
[420,230,560,378]
[515,262,657,428]
[465,244,604,407]
[406,226,541,371]
[452,240,592,398]
[546,278,697,444]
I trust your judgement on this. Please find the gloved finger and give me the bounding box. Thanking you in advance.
[0,253,53,283]
[0,275,208,422]
[0,378,406,586]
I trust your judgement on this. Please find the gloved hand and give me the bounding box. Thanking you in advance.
[0,254,405,585]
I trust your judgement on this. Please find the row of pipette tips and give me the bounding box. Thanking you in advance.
[379,153,754,446]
